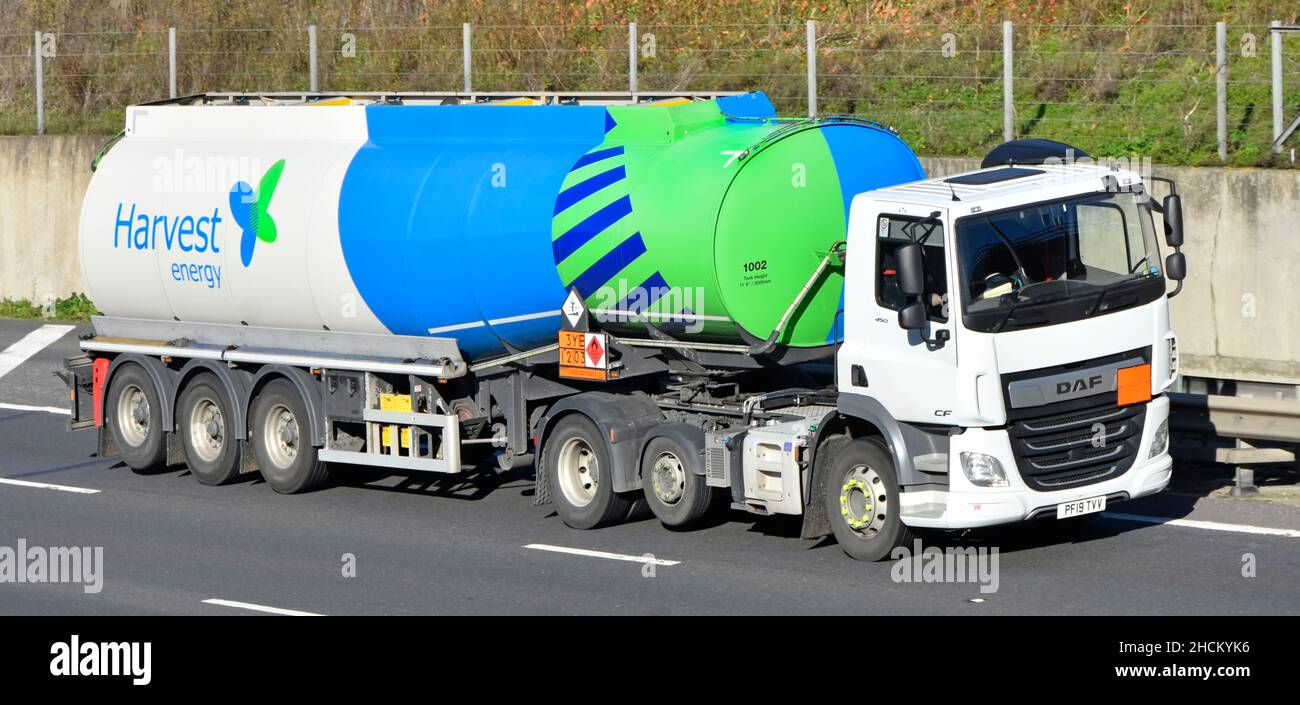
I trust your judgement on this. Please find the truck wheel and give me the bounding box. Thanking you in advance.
[825,439,914,561]
[106,363,167,471]
[251,379,329,494]
[545,415,631,529]
[177,373,240,485]
[641,436,712,528]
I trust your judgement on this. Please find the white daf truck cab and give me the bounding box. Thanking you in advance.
[817,155,1185,558]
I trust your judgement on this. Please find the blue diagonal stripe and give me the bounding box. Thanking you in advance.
[553,165,626,215]
[571,145,624,170]
[552,195,632,263]
[567,232,647,296]
[614,271,671,314]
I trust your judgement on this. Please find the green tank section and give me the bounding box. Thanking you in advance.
[550,94,925,348]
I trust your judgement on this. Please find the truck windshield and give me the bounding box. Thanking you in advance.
[956,191,1165,333]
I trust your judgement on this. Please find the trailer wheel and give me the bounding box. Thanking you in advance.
[641,436,712,528]
[825,439,914,561]
[106,363,167,471]
[250,379,329,494]
[178,373,240,485]
[545,415,631,529]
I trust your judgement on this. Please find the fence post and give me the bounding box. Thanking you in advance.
[1003,20,1014,142]
[34,31,44,135]
[168,27,177,99]
[1216,22,1227,161]
[806,20,817,117]
[308,24,318,92]
[1272,20,1283,153]
[462,23,473,94]
[629,22,638,96]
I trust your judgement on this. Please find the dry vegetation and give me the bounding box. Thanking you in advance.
[1,0,1297,165]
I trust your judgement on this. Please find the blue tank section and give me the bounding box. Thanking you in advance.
[336,93,924,360]
[338,104,611,358]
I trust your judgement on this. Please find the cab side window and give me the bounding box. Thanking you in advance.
[875,214,948,321]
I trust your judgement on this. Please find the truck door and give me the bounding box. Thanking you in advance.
[839,204,958,424]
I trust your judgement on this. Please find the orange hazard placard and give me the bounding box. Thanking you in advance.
[559,331,609,381]
[1116,364,1152,406]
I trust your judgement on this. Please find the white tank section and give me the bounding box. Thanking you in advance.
[79,105,386,333]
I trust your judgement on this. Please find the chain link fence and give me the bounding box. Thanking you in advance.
[2,21,1298,166]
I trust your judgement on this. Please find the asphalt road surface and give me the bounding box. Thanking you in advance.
[1,318,1297,615]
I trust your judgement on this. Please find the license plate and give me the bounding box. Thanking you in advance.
[1057,495,1106,519]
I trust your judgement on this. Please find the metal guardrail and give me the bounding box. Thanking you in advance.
[1169,391,1299,495]
[1170,391,1300,443]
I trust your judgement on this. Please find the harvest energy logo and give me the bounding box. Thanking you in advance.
[230,158,286,267]
[111,157,285,287]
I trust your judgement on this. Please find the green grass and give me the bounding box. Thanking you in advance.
[0,293,96,322]
[0,0,1296,167]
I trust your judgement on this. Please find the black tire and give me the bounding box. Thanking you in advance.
[250,379,329,494]
[544,415,631,529]
[641,436,712,528]
[105,363,167,471]
[825,439,915,561]
[177,373,241,486]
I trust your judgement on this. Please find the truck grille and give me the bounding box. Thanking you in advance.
[1008,399,1145,491]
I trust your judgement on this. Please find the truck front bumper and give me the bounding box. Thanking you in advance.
[900,395,1172,530]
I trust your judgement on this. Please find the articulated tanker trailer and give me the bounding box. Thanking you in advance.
[64,91,1188,560]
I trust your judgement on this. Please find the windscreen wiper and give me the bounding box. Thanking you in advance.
[991,287,1075,332]
[1085,278,1146,317]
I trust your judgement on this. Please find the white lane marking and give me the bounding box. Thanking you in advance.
[0,402,70,415]
[524,543,681,566]
[0,477,100,494]
[202,598,322,616]
[0,324,75,380]
[1103,512,1300,538]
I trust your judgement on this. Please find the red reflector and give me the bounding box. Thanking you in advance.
[92,357,111,427]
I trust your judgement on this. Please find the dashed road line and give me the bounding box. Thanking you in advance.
[1103,512,1300,538]
[524,543,681,566]
[202,598,323,616]
[0,324,74,380]
[0,402,70,416]
[0,477,100,494]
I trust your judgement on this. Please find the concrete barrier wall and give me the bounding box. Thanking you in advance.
[0,136,99,305]
[0,139,1294,384]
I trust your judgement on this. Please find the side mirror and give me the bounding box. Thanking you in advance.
[1165,252,1186,281]
[898,301,926,331]
[1162,194,1183,248]
[896,243,925,297]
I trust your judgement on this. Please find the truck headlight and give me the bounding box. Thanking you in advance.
[1148,419,1169,458]
[960,452,1009,488]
